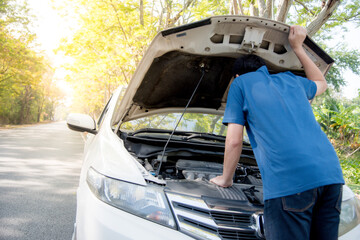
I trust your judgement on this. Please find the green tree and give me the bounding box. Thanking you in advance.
[313,90,360,151]
[0,0,61,124]
[55,0,230,117]
[56,0,360,117]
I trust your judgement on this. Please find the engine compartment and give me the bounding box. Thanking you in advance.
[120,130,264,205]
[175,159,262,185]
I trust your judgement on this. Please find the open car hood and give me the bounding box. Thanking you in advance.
[111,15,333,126]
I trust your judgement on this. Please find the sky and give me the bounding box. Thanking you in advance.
[329,23,360,99]
[27,0,76,105]
[26,0,360,99]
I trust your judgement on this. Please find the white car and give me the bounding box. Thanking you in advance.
[67,16,360,240]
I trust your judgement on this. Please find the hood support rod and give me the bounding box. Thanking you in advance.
[155,64,206,177]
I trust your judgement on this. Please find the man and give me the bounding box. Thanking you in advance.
[210,26,344,239]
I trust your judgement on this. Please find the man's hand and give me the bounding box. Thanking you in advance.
[210,175,233,188]
[288,25,307,52]
[210,123,244,188]
[288,25,327,96]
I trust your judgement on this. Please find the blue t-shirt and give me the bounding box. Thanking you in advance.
[223,66,344,200]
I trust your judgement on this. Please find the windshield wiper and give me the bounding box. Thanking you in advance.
[129,128,192,137]
[130,129,225,141]
[185,133,225,142]
[130,128,175,136]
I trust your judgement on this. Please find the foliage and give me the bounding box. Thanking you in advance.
[339,152,360,185]
[348,183,360,195]
[0,0,61,124]
[55,0,360,118]
[313,91,360,186]
[316,43,360,91]
[288,0,360,91]
[288,0,360,28]
[313,91,360,149]
[55,0,231,117]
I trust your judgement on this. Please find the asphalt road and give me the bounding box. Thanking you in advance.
[0,122,84,240]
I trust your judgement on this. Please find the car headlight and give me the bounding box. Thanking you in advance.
[86,167,176,229]
[339,185,360,236]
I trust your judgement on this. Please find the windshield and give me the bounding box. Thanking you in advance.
[121,112,251,144]
[121,113,227,136]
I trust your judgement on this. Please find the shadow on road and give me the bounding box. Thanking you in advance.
[0,121,84,240]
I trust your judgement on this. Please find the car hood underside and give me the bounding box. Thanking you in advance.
[133,51,234,110]
[112,16,333,125]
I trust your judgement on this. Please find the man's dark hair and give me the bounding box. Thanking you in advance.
[232,54,266,77]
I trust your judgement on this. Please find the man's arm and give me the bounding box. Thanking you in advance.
[288,25,328,96]
[210,123,244,187]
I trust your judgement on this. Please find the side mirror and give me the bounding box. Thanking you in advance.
[66,113,97,134]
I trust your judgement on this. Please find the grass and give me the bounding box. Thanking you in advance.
[339,150,360,198]
[348,184,360,196]
[339,151,360,184]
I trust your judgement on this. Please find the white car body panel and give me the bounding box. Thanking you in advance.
[339,224,360,240]
[75,184,194,240]
[79,89,146,186]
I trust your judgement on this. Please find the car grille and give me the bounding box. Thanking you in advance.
[211,212,252,226]
[166,193,264,240]
[218,229,258,240]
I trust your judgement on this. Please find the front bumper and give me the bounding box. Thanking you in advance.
[75,182,360,240]
[339,223,360,240]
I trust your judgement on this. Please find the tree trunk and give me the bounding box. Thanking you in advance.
[19,85,32,124]
[249,0,258,16]
[306,0,341,37]
[37,106,41,122]
[109,2,131,49]
[140,0,144,26]
[165,0,171,28]
[229,0,233,14]
[233,0,239,15]
[265,0,273,19]
[219,124,226,136]
[237,0,245,15]
[168,0,194,27]
[210,115,221,133]
[158,6,164,32]
[275,0,293,23]
[258,0,266,17]
[37,95,45,123]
